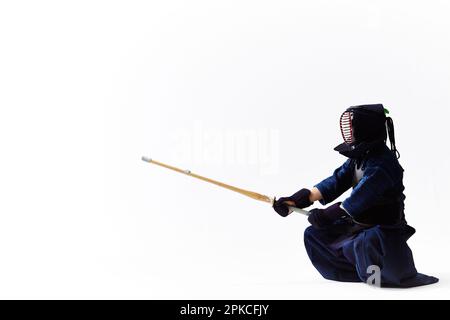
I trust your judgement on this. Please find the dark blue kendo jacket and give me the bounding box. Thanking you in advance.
[315,145,406,225]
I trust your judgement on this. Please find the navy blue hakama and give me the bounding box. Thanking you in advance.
[304,223,438,288]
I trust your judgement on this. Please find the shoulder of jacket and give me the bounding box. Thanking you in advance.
[364,150,403,178]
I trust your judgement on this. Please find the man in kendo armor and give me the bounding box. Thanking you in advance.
[273,104,438,288]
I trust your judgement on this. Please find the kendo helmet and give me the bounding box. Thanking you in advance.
[335,104,400,159]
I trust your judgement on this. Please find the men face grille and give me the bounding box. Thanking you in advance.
[340,111,354,144]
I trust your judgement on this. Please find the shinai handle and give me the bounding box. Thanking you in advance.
[288,206,310,216]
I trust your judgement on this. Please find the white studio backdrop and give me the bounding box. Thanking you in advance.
[0,0,449,299]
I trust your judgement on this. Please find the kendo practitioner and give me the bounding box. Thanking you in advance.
[273,104,438,288]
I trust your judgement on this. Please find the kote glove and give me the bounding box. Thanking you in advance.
[273,188,313,217]
[307,202,349,228]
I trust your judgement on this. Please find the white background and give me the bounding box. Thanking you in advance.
[1,0,449,299]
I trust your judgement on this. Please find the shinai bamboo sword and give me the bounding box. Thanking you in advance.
[142,156,310,216]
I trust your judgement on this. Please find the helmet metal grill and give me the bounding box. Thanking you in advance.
[340,111,354,144]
